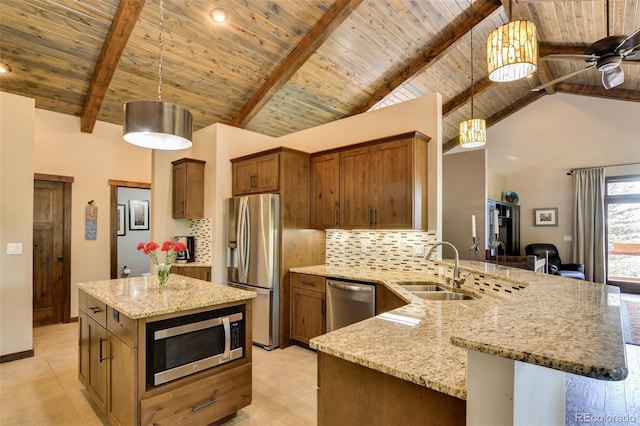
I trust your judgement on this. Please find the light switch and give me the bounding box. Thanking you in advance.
[413,245,425,256]
[564,236,572,242]
[7,243,22,255]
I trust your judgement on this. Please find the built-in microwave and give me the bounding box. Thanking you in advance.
[146,305,245,387]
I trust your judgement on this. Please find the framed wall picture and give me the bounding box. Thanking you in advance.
[534,208,558,227]
[129,199,149,231]
[117,204,126,236]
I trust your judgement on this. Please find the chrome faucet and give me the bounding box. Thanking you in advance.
[426,241,466,289]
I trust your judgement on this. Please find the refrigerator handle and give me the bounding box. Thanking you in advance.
[237,197,250,283]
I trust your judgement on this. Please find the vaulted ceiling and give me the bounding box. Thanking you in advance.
[0,0,638,153]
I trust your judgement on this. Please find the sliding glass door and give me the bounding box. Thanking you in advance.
[606,175,640,293]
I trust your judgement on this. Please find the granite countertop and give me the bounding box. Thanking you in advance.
[172,262,212,268]
[292,262,627,400]
[77,275,255,320]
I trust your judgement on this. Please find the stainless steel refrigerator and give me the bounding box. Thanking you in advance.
[226,194,280,350]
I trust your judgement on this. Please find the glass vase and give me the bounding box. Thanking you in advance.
[156,263,171,288]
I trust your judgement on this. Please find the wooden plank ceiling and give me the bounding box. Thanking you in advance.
[0,0,638,151]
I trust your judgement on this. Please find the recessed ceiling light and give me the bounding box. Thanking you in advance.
[211,8,227,23]
[0,63,12,74]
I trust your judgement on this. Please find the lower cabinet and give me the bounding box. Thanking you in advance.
[291,273,326,345]
[78,290,251,425]
[375,283,407,314]
[171,265,212,281]
[141,363,252,425]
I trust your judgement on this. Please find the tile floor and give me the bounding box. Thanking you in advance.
[0,323,317,425]
[1,321,639,425]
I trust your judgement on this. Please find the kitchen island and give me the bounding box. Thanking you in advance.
[77,275,255,426]
[292,261,627,425]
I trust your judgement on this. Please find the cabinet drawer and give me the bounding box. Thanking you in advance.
[86,294,107,328]
[107,306,137,348]
[141,363,252,426]
[291,273,325,293]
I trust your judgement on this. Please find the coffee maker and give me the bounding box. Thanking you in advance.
[174,236,195,263]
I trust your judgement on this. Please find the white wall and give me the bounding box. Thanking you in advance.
[490,95,640,261]
[0,92,35,357]
[443,149,487,259]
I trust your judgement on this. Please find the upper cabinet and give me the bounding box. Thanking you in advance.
[310,153,340,229]
[232,152,279,195]
[311,132,429,230]
[172,158,205,219]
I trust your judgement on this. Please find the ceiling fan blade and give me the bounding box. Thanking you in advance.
[615,28,640,55]
[602,67,624,89]
[623,49,640,61]
[531,64,595,91]
[540,54,597,62]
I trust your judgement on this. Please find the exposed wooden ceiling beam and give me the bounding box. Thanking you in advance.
[230,0,364,128]
[555,83,640,102]
[443,77,495,117]
[349,0,503,116]
[442,90,546,152]
[539,44,588,57]
[80,0,145,133]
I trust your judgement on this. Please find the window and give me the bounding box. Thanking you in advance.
[605,175,640,291]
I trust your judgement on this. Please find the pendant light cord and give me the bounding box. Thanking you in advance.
[470,0,474,118]
[158,0,164,102]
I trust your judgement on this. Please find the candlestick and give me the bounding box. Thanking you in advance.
[471,215,476,239]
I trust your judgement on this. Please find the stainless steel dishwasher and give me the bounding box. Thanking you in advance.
[326,279,375,332]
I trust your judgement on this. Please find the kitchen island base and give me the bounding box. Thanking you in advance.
[317,353,466,426]
[77,279,254,426]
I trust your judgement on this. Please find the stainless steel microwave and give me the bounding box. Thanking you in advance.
[146,305,245,386]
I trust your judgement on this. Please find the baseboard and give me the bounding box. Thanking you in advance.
[68,316,78,323]
[0,349,34,363]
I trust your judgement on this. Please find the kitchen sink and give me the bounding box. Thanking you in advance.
[412,291,477,301]
[398,283,446,292]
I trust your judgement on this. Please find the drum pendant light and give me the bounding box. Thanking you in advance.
[459,2,486,149]
[487,0,537,82]
[123,0,192,150]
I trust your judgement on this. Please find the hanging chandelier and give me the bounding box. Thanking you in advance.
[460,2,486,149]
[486,0,538,83]
[123,0,192,150]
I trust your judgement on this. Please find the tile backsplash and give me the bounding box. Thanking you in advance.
[190,218,212,264]
[325,230,439,272]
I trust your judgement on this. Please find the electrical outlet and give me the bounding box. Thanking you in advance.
[413,245,425,256]
[360,241,368,254]
[564,236,572,241]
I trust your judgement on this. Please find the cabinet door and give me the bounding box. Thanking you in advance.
[291,287,325,344]
[340,147,373,228]
[172,266,211,281]
[88,317,108,412]
[232,159,256,195]
[172,161,188,218]
[78,312,89,386]
[373,138,413,228]
[311,153,340,229]
[108,334,135,426]
[254,153,279,192]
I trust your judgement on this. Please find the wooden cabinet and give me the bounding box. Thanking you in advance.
[79,289,252,425]
[172,158,205,219]
[375,284,407,314]
[310,153,340,229]
[232,152,279,195]
[311,131,429,230]
[141,363,251,425]
[171,265,211,281]
[291,273,326,345]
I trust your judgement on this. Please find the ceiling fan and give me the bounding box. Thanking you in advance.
[532,2,640,92]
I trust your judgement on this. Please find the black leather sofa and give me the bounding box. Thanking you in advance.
[525,243,585,280]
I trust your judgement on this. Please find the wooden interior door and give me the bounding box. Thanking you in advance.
[33,180,65,326]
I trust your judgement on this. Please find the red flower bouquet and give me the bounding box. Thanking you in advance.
[137,241,188,287]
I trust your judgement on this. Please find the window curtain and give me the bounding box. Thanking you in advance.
[572,167,605,282]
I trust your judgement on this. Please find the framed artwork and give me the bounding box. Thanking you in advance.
[534,208,558,226]
[116,204,126,236]
[129,199,149,231]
